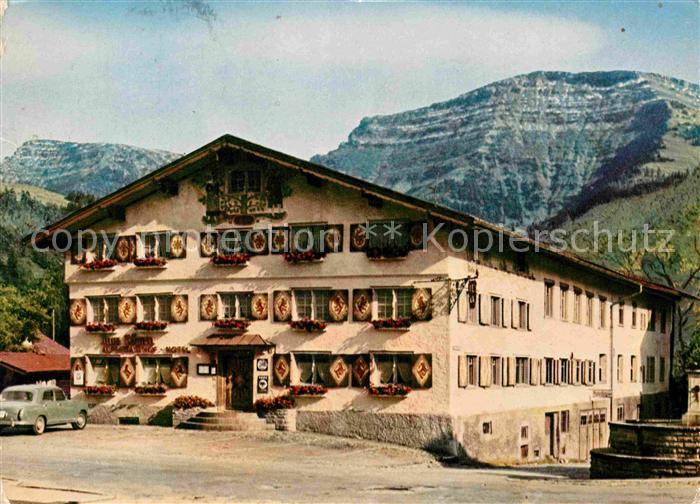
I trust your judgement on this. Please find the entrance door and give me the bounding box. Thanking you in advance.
[578,408,608,460]
[225,352,253,411]
[544,412,559,459]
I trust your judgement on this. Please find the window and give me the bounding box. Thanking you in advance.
[90,356,119,385]
[646,356,656,383]
[660,357,666,383]
[516,301,528,330]
[560,359,570,385]
[295,353,331,385]
[220,292,253,320]
[599,297,607,328]
[42,390,54,401]
[574,359,582,385]
[520,425,529,440]
[94,234,116,260]
[218,229,247,254]
[374,288,413,320]
[466,355,478,386]
[375,354,412,385]
[368,219,410,253]
[632,303,638,328]
[544,358,556,385]
[138,295,172,322]
[630,355,638,382]
[467,296,478,324]
[640,310,647,331]
[560,285,569,321]
[618,302,625,326]
[587,361,596,385]
[228,169,261,193]
[141,232,168,258]
[599,354,608,384]
[561,410,570,433]
[515,357,529,385]
[140,357,172,385]
[544,281,554,318]
[573,288,582,324]
[649,309,656,331]
[90,296,120,324]
[290,224,327,253]
[617,354,624,383]
[586,294,594,327]
[491,356,503,386]
[617,404,625,421]
[490,296,503,327]
[482,421,492,435]
[293,290,331,321]
[54,389,66,401]
[660,309,667,333]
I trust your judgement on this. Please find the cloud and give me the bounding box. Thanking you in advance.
[217,7,604,70]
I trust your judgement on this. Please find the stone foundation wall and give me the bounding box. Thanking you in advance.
[88,403,172,426]
[265,409,297,431]
[297,411,456,454]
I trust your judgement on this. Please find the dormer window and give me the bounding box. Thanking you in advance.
[229,169,261,194]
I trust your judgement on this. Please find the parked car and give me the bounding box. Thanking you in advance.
[0,384,88,435]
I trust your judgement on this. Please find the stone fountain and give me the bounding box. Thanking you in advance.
[590,370,700,478]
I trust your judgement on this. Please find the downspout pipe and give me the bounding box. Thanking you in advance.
[609,284,644,421]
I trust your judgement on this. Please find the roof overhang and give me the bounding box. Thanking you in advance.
[190,333,273,348]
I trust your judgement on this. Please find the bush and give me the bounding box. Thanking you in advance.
[172,395,215,409]
[254,395,295,415]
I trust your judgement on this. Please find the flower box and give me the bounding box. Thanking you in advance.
[254,395,295,417]
[135,383,167,395]
[283,251,326,264]
[85,385,117,396]
[81,259,117,271]
[134,321,168,332]
[289,318,327,333]
[134,257,167,268]
[371,317,412,330]
[288,384,327,397]
[368,384,412,397]
[86,322,117,334]
[212,253,249,266]
[173,395,215,410]
[213,319,251,331]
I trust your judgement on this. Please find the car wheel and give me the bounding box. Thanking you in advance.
[33,416,46,435]
[72,411,87,430]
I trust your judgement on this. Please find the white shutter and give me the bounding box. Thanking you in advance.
[529,358,538,385]
[503,299,510,328]
[507,356,516,386]
[458,355,467,388]
[510,300,517,328]
[479,294,490,325]
[540,358,547,384]
[527,303,532,331]
[479,356,491,387]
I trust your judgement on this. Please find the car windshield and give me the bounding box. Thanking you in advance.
[1,390,34,402]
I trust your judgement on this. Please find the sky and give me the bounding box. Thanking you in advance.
[1,1,698,161]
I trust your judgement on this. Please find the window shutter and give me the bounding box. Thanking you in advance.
[503,299,510,328]
[529,358,538,385]
[479,356,491,387]
[411,354,432,388]
[555,359,561,385]
[507,356,516,386]
[69,299,87,326]
[458,355,467,388]
[582,361,588,385]
[527,303,532,331]
[540,358,547,384]
[510,300,517,328]
[569,357,574,384]
[478,294,490,326]
[168,232,187,259]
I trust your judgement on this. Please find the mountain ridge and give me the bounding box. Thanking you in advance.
[313,70,700,228]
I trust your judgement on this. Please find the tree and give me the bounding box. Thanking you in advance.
[0,285,51,351]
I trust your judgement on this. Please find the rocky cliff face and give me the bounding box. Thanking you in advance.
[313,71,700,228]
[0,140,180,197]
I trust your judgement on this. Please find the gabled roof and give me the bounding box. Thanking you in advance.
[0,336,70,374]
[30,134,687,300]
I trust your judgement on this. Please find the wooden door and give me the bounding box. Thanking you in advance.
[227,353,253,411]
[544,412,559,458]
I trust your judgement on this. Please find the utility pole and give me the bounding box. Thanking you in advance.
[52,309,56,340]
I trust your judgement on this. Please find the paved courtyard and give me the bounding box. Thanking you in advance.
[1,425,698,503]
